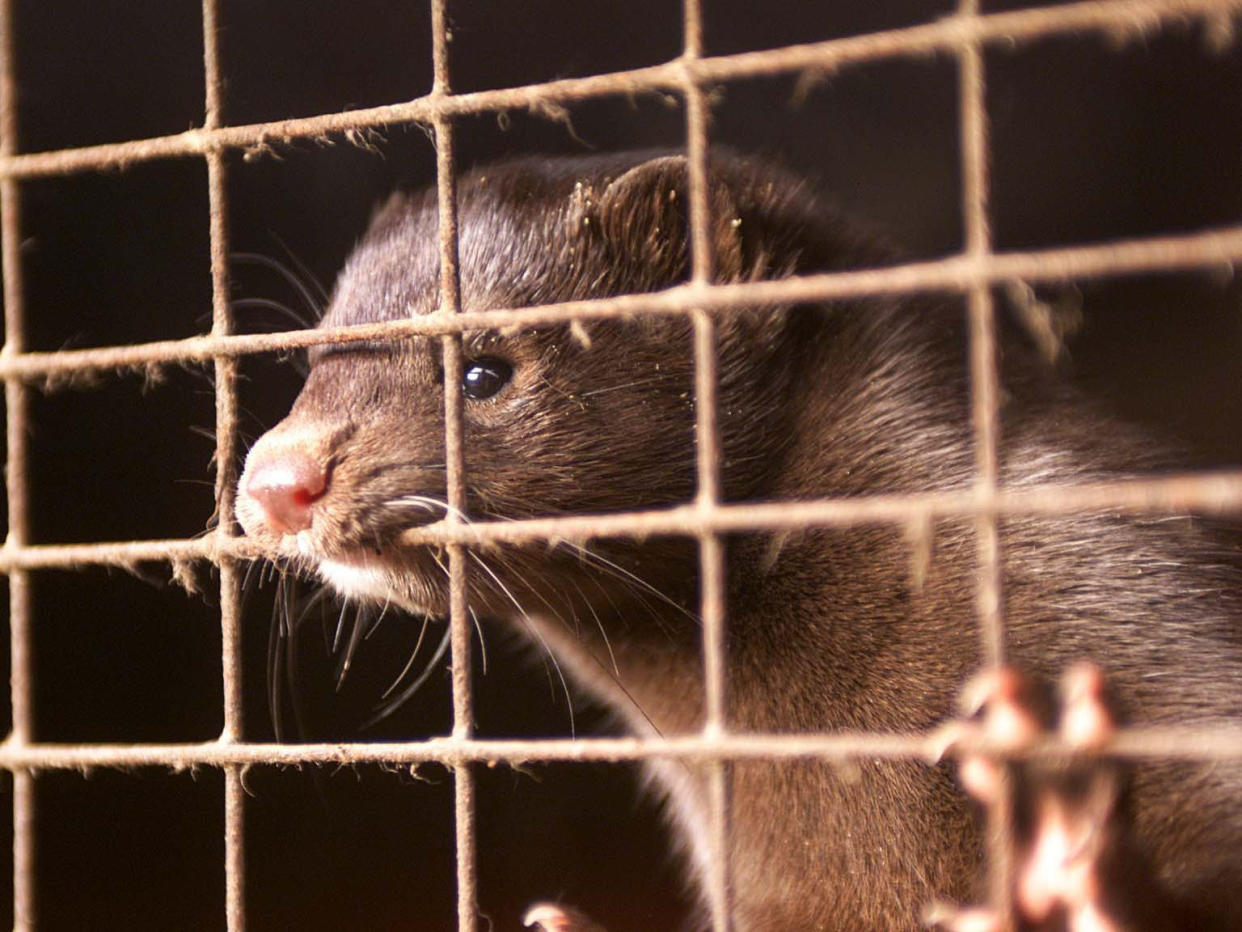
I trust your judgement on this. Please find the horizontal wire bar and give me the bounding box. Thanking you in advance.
[1,223,1240,383]
[0,535,221,571]
[0,0,1237,181]
[2,724,1242,771]
[0,471,1238,572]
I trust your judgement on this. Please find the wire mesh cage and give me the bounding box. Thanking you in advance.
[1,0,1241,929]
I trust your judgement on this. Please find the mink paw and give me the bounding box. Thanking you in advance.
[930,664,1135,932]
[523,902,609,932]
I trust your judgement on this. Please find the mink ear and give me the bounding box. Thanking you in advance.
[365,190,416,237]
[371,190,407,219]
[595,154,745,282]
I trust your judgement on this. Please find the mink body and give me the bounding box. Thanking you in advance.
[237,152,1242,930]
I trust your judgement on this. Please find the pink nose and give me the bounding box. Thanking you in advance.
[243,450,328,534]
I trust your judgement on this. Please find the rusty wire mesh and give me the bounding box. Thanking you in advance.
[1,0,1242,929]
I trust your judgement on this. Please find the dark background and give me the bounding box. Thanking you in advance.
[1,0,1239,928]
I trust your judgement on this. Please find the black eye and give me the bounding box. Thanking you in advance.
[462,357,513,400]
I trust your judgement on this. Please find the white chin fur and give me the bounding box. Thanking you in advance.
[317,558,397,605]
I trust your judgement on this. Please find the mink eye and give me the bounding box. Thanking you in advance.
[462,357,513,400]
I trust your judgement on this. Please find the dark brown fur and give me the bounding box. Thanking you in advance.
[237,153,1242,930]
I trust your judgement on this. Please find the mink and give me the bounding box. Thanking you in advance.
[237,152,1242,930]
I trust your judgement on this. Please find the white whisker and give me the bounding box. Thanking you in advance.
[568,575,619,677]
[578,376,675,399]
[381,614,433,700]
[468,550,576,735]
[468,605,488,676]
[363,624,451,729]
[330,597,350,654]
[558,538,698,625]
[389,494,470,525]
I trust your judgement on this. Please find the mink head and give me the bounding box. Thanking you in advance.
[236,152,864,615]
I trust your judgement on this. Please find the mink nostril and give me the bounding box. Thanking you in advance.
[290,486,319,508]
[244,451,328,535]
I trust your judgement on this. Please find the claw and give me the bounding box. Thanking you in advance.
[953,667,1045,805]
[523,902,608,932]
[923,899,1002,932]
[1058,663,1115,749]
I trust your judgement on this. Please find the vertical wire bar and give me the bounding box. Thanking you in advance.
[683,1,731,928]
[202,1,246,928]
[683,3,724,733]
[959,15,1004,669]
[0,0,34,926]
[430,2,477,930]
[958,3,1015,927]
[222,759,246,932]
